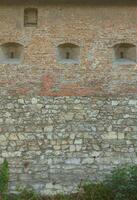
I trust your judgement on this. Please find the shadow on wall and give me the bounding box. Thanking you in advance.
[0,42,24,64]
[57,43,80,64]
[113,43,136,65]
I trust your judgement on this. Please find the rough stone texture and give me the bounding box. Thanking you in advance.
[0,0,137,194]
[0,96,137,194]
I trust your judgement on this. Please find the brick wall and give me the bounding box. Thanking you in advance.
[0,2,137,96]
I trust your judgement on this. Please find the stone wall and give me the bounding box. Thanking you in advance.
[0,95,137,194]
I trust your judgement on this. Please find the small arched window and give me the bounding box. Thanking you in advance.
[57,43,80,63]
[0,42,24,64]
[114,43,136,64]
[24,8,38,27]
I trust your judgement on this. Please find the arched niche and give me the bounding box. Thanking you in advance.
[57,43,80,63]
[0,42,24,64]
[114,43,136,64]
[24,8,38,27]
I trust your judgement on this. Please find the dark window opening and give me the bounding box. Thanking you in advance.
[58,43,80,63]
[66,52,70,59]
[10,52,14,59]
[24,8,38,27]
[120,52,124,59]
[0,42,24,64]
[114,43,136,63]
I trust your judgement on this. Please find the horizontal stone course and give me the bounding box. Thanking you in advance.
[0,95,137,194]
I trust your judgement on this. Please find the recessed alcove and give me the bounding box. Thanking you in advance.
[57,43,80,64]
[114,43,136,65]
[24,8,38,27]
[0,42,24,64]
